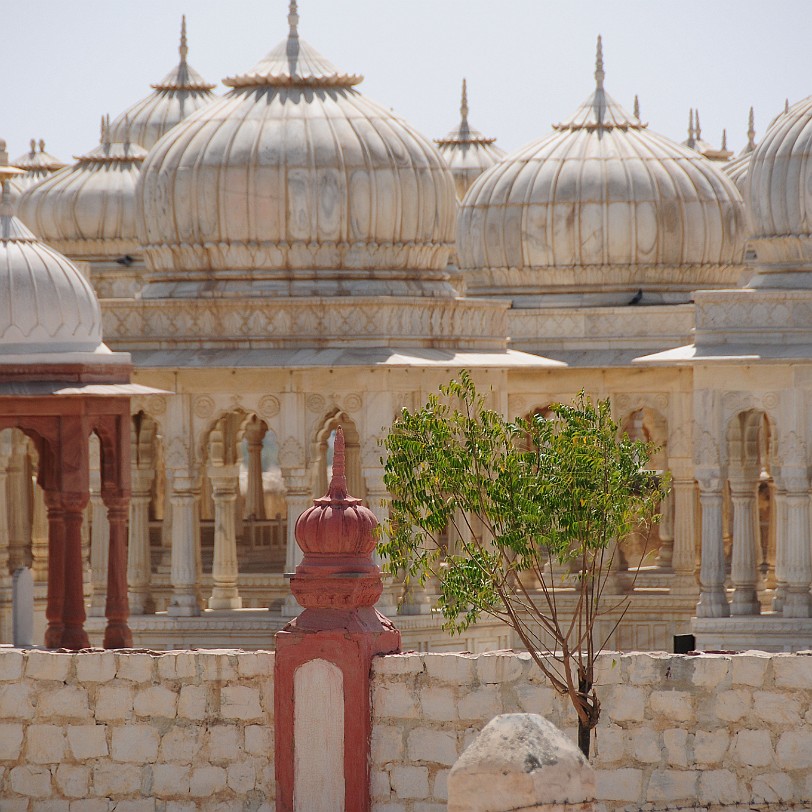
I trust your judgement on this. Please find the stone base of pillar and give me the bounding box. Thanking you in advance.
[128,591,155,616]
[103,621,133,649]
[772,584,787,613]
[61,625,90,650]
[783,589,812,618]
[167,594,201,617]
[208,592,243,610]
[730,589,761,616]
[696,588,730,618]
[669,574,699,598]
[87,598,107,618]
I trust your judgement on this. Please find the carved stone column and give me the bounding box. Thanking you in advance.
[43,490,65,648]
[88,447,109,618]
[102,492,132,648]
[781,467,812,618]
[728,469,761,615]
[62,493,91,650]
[670,478,698,595]
[7,432,30,570]
[207,463,243,610]
[696,471,730,618]
[168,475,201,617]
[282,473,311,617]
[0,442,10,576]
[30,476,49,583]
[128,466,155,614]
[655,487,674,569]
[244,417,266,520]
[772,484,787,612]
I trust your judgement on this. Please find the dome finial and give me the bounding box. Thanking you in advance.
[746,106,756,152]
[687,108,695,148]
[695,109,703,141]
[38,139,45,153]
[595,35,605,91]
[328,425,348,500]
[461,78,469,124]
[179,15,188,63]
[288,0,299,38]
[785,98,790,114]
[286,0,301,76]
[633,95,640,120]
[721,128,727,151]
[29,138,36,154]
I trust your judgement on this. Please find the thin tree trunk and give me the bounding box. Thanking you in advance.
[577,676,592,759]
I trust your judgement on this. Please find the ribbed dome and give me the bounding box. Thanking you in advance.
[137,2,457,299]
[747,95,812,287]
[435,80,505,201]
[17,118,147,261]
[721,151,750,196]
[0,183,102,354]
[109,17,217,150]
[11,139,66,192]
[458,38,746,307]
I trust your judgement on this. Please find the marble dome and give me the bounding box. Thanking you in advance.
[11,139,66,192]
[109,17,216,150]
[458,38,746,307]
[136,2,457,299]
[745,96,812,287]
[719,108,757,196]
[435,80,505,201]
[17,117,147,261]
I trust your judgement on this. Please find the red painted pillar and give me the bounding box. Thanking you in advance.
[102,491,132,649]
[61,493,90,650]
[275,426,400,812]
[43,489,65,649]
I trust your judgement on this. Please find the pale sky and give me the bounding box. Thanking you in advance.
[3,0,808,164]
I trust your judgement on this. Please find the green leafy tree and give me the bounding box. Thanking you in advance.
[380,372,668,758]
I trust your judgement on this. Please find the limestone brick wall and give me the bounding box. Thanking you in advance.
[0,649,274,810]
[371,650,812,812]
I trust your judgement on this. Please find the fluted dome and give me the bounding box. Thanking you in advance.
[458,38,746,307]
[18,118,147,261]
[747,96,812,287]
[137,2,457,299]
[435,80,505,201]
[720,108,757,196]
[11,139,66,192]
[0,183,102,355]
[109,17,216,150]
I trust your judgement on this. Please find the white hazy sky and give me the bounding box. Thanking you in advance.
[3,0,808,163]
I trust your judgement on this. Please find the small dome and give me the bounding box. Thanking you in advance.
[435,80,505,200]
[747,95,812,286]
[0,180,102,355]
[18,117,147,261]
[11,139,66,192]
[137,2,457,299]
[458,38,746,307]
[109,17,217,150]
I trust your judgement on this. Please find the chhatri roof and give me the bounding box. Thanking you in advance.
[11,139,66,193]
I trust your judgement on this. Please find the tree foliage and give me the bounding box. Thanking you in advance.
[380,372,668,757]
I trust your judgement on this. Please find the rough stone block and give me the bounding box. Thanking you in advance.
[0,683,35,719]
[31,802,69,812]
[697,769,742,804]
[624,653,664,685]
[112,802,155,812]
[115,653,155,683]
[606,686,645,722]
[645,769,698,802]
[220,686,262,721]
[208,725,242,762]
[514,684,557,717]
[189,765,227,797]
[714,689,751,722]
[773,656,812,689]
[0,650,24,680]
[592,654,623,686]
[753,690,801,726]
[10,765,53,797]
[373,683,419,719]
[26,724,66,763]
[198,652,237,682]
[730,653,770,687]
[177,685,207,720]
[752,772,796,803]
[389,765,429,799]
[419,686,457,721]
[68,801,109,812]
[26,651,71,682]
[733,728,774,767]
[457,685,502,721]
[423,654,476,684]
[134,686,178,719]
[164,804,197,812]
[407,728,458,766]
[111,725,159,763]
[158,726,203,764]
[236,650,274,678]
[694,729,730,765]
[75,652,116,682]
[595,768,642,802]
[477,652,524,684]
[631,728,661,763]
[55,764,89,798]
[226,762,256,793]
[152,764,191,797]
[373,653,425,676]
[663,728,689,768]
[0,722,24,759]
[37,686,90,719]
[370,769,391,799]
[370,804,405,812]
[593,725,625,765]
[776,729,812,769]
[372,725,404,763]
[433,768,449,801]
[649,690,692,722]
[67,725,108,760]
[244,725,271,757]
[691,656,730,688]
[0,800,29,812]
[95,685,134,721]
[156,652,198,681]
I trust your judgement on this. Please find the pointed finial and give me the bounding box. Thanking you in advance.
[746,106,756,151]
[29,139,36,154]
[721,129,727,151]
[38,139,45,153]
[288,0,299,38]
[633,95,640,120]
[595,35,605,91]
[327,426,348,500]
[100,115,107,144]
[179,15,188,63]
[1,181,12,217]
[695,109,702,141]
[460,78,469,123]
[687,108,695,148]
[785,98,790,114]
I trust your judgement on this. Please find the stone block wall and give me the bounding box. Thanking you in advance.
[371,650,812,812]
[0,649,274,811]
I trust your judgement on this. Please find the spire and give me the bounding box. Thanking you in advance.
[785,98,790,114]
[594,35,605,91]
[29,139,36,155]
[746,106,756,152]
[179,15,188,64]
[695,109,703,141]
[687,108,695,148]
[633,95,640,120]
[327,426,348,500]
[288,0,299,39]
[460,78,469,125]
[38,139,45,153]
[721,129,727,151]
[286,0,301,77]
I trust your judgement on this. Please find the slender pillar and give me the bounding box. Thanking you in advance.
[781,469,812,617]
[728,471,761,615]
[30,479,49,583]
[208,463,242,610]
[168,476,201,617]
[655,487,674,569]
[696,473,730,618]
[128,467,155,614]
[43,490,65,648]
[88,449,109,617]
[282,475,311,617]
[61,494,90,650]
[7,434,30,570]
[244,419,266,520]
[772,485,788,612]
[670,478,699,595]
[103,492,132,648]
[0,446,10,576]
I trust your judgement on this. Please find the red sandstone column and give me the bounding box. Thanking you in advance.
[43,489,65,648]
[275,426,400,812]
[102,491,132,648]
[61,493,91,650]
